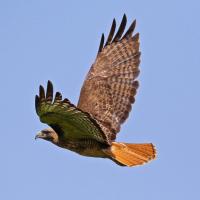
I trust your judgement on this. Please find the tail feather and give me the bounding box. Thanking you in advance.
[104,142,156,167]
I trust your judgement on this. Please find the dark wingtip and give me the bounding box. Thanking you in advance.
[46,80,53,103]
[123,19,136,39]
[97,15,138,55]
[55,91,62,98]
[47,80,53,87]
[62,98,70,104]
[98,33,105,53]
[39,85,45,99]
[113,14,127,42]
[35,95,40,114]
[105,18,116,46]
[123,13,127,20]
[54,91,62,102]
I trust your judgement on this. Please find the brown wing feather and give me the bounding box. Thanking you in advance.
[78,15,140,141]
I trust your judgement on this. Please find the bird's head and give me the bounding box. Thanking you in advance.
[35,128,59,144]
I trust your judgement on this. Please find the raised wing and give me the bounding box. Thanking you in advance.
[35,81,110,145]
[78,14,140,141]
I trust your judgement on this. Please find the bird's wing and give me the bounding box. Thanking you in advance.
[35,81,110,145]
[78,14,140,141]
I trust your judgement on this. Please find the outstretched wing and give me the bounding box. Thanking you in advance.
[78,14,140,141]
[35,81,110,145]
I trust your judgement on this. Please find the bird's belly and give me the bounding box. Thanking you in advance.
[78,148,107,158]
[59,139,108,158]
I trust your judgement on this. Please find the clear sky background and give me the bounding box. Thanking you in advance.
[1,0,199,199]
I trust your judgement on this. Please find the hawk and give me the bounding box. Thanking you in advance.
[35,14,156,167]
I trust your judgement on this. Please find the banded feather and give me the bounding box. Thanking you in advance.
[35,81,110,144]
[78,14,140,140]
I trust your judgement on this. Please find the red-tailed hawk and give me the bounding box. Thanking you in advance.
[35,14,156,167]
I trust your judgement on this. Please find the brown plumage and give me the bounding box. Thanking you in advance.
[35,14,156,167]
[78,14,140,141]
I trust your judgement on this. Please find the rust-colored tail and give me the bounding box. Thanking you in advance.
[104,142,156,167]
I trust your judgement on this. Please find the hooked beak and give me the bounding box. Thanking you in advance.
[35,132,45,140]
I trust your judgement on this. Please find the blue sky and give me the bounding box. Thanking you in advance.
[1,0,199,199]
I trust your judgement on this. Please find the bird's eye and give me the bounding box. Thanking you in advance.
[42,130,50,134]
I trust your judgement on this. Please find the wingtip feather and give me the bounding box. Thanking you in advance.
[39,85,45,99]
[35,95,40,114]
[46,80,53,103]
[98,33,105,53]
[105,18,116,46]
[113,14,127,42]
[123,19,136,39]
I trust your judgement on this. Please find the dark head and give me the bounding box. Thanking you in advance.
[35,128,59,144]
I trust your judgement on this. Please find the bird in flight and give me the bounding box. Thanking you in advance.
[35,14,156,167]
